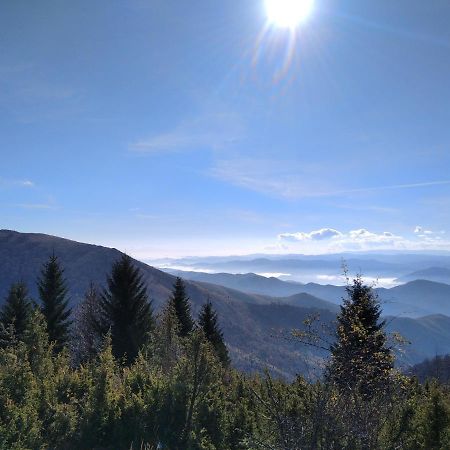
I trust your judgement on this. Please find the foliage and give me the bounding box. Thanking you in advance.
[328,275,394,397]
[0,282,33,345]
[198,299,230,367]
[98,255,155,365]
[169,277,195,337]
[37,254,72,353]
[72,282,103,365]
[1,267,450,449]
[409,354,450,384]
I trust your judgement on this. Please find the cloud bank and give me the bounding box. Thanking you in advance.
[277,227,450,253]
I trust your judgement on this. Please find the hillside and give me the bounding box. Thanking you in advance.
[408,354,450,383]
[397,267,450,284]
[1,230,450,377]
[377,280,450,317]
[0,230,336,376]
[165,269,305,297]
[166,269,450,318]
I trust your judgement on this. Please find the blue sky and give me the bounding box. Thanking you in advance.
[1,0,450,258]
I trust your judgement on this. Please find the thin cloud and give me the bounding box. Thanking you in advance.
[0,177,35,189]
[211,159,450,199]
[210,159,332,199]
[339,180,450,195]
[130,112,244,154]
[17,203,56,210]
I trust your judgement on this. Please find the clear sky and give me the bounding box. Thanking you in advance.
[1,0,450,258]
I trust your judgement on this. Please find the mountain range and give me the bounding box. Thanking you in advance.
[152,252,450,286]
[1,229,450,378]
[397,267,450,285]
[166,269,450,318]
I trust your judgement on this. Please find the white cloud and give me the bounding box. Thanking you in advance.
[276,227,450,253]
[279,228,342,242]
[413,226,447,243]
[347,229,401,243]
[316,274,398,288]
[278,228,400,245]
[19,180,35,187]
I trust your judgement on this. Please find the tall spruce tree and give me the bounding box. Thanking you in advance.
[169,277,194,337]
[328,275,393,396]
[38,255,71,353]
[0,282,33,342]
[198,299,230,366]
[99,254,154,364]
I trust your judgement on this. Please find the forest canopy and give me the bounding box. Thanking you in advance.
[0,256,449,449]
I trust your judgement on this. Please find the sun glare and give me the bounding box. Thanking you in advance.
[265,0,314,29]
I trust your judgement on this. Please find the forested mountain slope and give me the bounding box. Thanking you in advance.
[1,229,450,377]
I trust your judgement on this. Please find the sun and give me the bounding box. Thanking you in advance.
[265,0,314,29]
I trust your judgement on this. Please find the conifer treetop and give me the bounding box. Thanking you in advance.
[0,282,33,342]
[169,277,194,338]
[38,255,71,353]
[99,254,154,364]
[198,298,230,367]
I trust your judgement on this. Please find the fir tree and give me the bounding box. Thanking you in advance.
[38,255,71,353]
[99,254,154,364]
[198,299,230,366]
[0,282,33,342]
[169,277,194,337]
[328,275,393,396]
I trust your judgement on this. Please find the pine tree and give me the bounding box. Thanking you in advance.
[198,299,230,366]
[0,282,33,342]
[38,255,71,353]
[99,254,154,364]
[328,275,393,396]
[169,277,194,337]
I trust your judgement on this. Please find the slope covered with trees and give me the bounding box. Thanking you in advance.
[1,267,449,449]
[1,230,450,378]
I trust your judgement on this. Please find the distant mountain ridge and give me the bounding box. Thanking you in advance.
[165,269,305,297]
[163,269,450,318]
[1,229,450,378]
[397,267,450,284]
[154,252,450,285]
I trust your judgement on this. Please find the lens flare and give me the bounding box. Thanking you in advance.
[265,0,314,29]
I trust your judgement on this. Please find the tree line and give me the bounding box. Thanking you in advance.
[0,254,449,449]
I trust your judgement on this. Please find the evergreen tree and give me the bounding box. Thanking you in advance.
[151,302,183,372]
[328,275,393,396]
[0,282,32,342]
[169,277,194,337]
[198,299,230,366]
[37,255,71,353]
[99,254,154,364]
[72,282,103,364]
[415,383,450,450]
